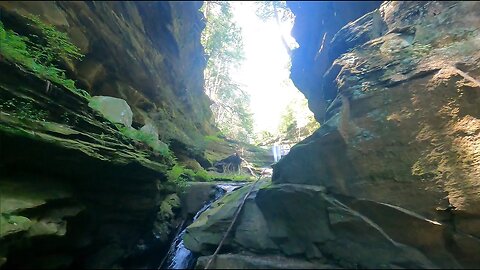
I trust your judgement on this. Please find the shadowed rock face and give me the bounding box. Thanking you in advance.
[0,2,211,268]
[0,58,177,270]
[288,1,382,122]
[0,1,216,145]
[184,1,480,268]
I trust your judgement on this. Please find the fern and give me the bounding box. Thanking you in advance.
[0,16,88,99]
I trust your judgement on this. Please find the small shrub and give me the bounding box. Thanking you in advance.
[182,168,196,180]
[166,164,213,184]
[167,164,186,182]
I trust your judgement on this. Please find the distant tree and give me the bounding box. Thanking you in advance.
[278,104,298,142]
[201,2,254,142]
[304,114,320,135]
[276,98,320,145]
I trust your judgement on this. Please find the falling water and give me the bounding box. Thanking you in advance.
[160,183,244,269]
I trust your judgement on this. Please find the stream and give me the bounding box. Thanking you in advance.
[159,182,245,269]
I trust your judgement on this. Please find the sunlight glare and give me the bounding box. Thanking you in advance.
[229,1,306,134]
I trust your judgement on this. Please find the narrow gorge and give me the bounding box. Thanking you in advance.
[1,1,480,269]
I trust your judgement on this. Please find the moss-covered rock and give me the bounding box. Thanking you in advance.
[0,215,32,237]
[0,1,217,147]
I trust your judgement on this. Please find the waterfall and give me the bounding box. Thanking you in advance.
[159,183,243,269]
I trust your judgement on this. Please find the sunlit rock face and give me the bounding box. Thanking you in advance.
[273,1,480,267]
[0,1,215,144]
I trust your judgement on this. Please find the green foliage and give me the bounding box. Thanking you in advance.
[276,99,320,144]
[0,16,88,98]
[279,105,297,136]
[25,15,83,66]
[164,165,191,193]
[118,126,174,162]
[254,1,292,23]
[254,1,295,54]
[120,126,156,145]
[254,130,276,145]
[201,2,255,143]
[167,164,187,182]
[204,134,224,143]
[194,168,212,182]
[254,97,320,146]
[166,164,213,184]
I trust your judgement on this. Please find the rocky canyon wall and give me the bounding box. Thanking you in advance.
[0,2,213,268]
[0,1,216,145]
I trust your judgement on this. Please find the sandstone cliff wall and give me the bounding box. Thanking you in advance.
[277,1,480,267]
[0,2,211,268]
[0,1,215,144]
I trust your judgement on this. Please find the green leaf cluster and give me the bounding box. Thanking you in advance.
[25,15,83,66]
[276,99,320,145]
[0,15,88,98]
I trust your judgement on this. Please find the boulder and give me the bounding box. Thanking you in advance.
[183,183,253,254]
[184,180,449,268]
[180,182,217,218]
[88,96,133,127]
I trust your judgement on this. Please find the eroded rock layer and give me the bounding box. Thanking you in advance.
[0,1,215,145]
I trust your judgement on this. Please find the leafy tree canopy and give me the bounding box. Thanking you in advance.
[201,1,254,143]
